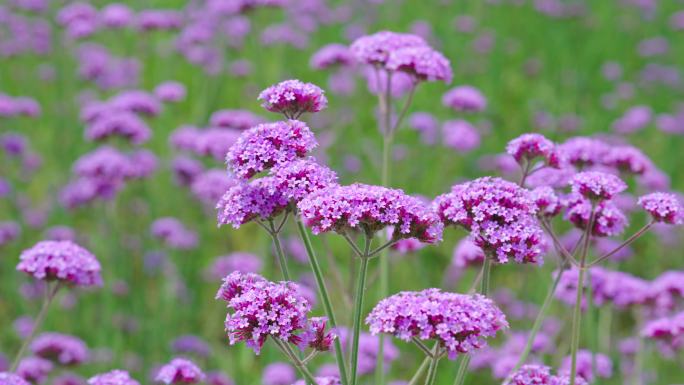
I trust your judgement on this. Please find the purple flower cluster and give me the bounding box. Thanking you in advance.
[170,335,211,358]
[292,377,340,385]
[350,31,426,66]
[155,358,205,385]
[226,120,317,179]
[564,195,628,237]
[298,183,443,243]
[505,365,587,385]
[0,373,31,385]
[569,171,627,201]
[637,192,684,225]
[310,44,353,70]
[641,311,684,350]
[0,93,41,118]
[16,356,53,383]
[451,237,485,268]
[270,158,338,202]
[555,267,649,309]
[262,363,295,385]
[559,350,613,383]
[506,133,561,168]
[434,177,545,264]
[530,186,562,218]
[366,288,508,359]
[441,86,487,112]
[154,81,186,103]
[170,126,241,161]
[31,332,89,365]
[150,218,198,250]
[209,110,266,130]
[204,252,263,280]
[216,177,288,229]
[16,240,102,287]
[257,80,328,118]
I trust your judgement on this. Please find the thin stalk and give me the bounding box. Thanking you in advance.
[269,220,291,281]
[588,221,654,267]
[350,236,372,385]
[412,337,435,358]
[587,274,598,379]
[569,208,595,385]
[408,356,431,385]
[424,350,441,385]
[295,218,349,385]
[480,258,492,295]
[274,339,317,385]
[513,262,567,371]
[11,282,60,371]
[452,355,471,385]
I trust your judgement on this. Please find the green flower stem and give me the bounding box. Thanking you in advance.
[11,282,61,371]
[408,356,431,385]
[268,220,291,281]
[452,355,471,385]
[295,217,349,385]
[424,351,442,385]
[350,236,372,385]
[274,339,317,385]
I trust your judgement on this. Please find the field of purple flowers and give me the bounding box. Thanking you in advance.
[2,1,684,385]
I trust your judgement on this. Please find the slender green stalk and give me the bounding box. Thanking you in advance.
[587,279,598,379]
[295,218,349,385]
[424,352,441,385]
[569,208,595,385]
[452,355,471,385]
[268,221,291,281]
[350,236,372,385]
[11,282,60,371]
[513,262,567,371]
[408,356,431,385]
[274,339,317,385]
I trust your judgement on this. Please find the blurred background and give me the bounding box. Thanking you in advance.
[1,0,683,384]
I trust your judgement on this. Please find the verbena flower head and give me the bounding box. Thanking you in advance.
[226,120,317,179]
[506,133,561,168]
[30,333,89,365]
[452,237,485,268]
[366,289,507,360]
[0,372,31,385]
[209,110,266,130]
[154,81,186,103]
[155,358,205,384]
[17,240,102,287]
[257,80,327,118]
[300,317,337,352]
[530,187,562,218]
[350,31,426,66]
[565,195,628,237]
[150,218,198,250]
[216,177,288,229]
[442,85,487,112]
[433,177,544,264]
[298,183,443,243]
[559,350,612,383]
[504,365,554,385]
[310,44,353,70]
[603,145,653,175]
[262,363,295,385]
[648,271,684,312]
[569,171,627,201]
[16,357,53,384]
[558,137,609,168]
[386,46,452,83]
[270,158,338,202]
[637,192,683,225]
[216,272,311,354]
[641,311,684,348]
[171,335,211,358]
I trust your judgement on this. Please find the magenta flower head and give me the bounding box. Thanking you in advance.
[310,44,354,70]
[215,272,311,354]
[565,195,628,237]
[17,240,102,287]
[558,137,609,168]
[88,370,139,385]
[270,158,338,202]
[637,192,683,225]
[504,365,587,385]
[506,133,561,168]
[386,45,452,83]
[641,311,684,348]
[366,289,508,360]
[442,120,481,153]
[301,317,337,352]
[0,372,31,385]
[155,358,205,385]
[350,31,426,66]
[298,183,443,243]
[570,171,627,201]
[30,333,88,366]
[530,186,562,218]
[442,85,487,112]
[226,120,317,179]
[434,177,544,264]
[257,80,327,118]
[603,145,653,175]
[16,356,53,383]
[154,81,186,103]
[216,177,288,228]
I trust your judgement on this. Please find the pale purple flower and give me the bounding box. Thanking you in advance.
[136,10,183,32]
[408,112,439,145]
[310,44,353,69]
[110,90,161,117]
[558,137,609,168]
[363,68,415,98]
[205,252,263,280]
[205,372,233,385]
[603,145,653,175]
[170,336,211,358]
[292,377,340,385]
[100,4,133,28]
[88,370,139,385]
[0,221,21,246]
[216,177,288,228]
[172,156,204,186]
[270,158,338,202]
[569,171,627,201]
[262,362,295,385]
[30,333,88,365]
[565,195,628,237]
[190,169,235,205]
[350,31,426,66]
[530,186,562,218]
[155,358,205,384]
[154,82,186,103]
[442,120,481,153]
[612,105,652,134]
[257,80,327,117]
[366,289,508,360]
[637,37,669,57]
[442,86,487,112]
[150,218,198,250]
[226,120,317,179]
[638,192,684,225]
[559,350,612,383]
[209,110,265,130]
[506,133,560,168]
[648,271,684,312]
[386,45,452,83]
[16,356,53,384]
[504,365,554,385]
[0,372,31,385]
[17,240,102,287]
[641,311,684,350]
[298,183,443,243]
[53,373,86,385]
[451,237,485,268]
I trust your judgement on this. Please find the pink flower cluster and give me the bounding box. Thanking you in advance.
[505,365,587,385]
[564,195,628,237]
[88,370,140,385]
[30,332,89,365]
[150,217,198,250]
[257,79,328,118]
[366,289,508,359]
[570,171,627,201]
[638,192,683,224]
[155,358,205,384]
[506,133,561,168]
[270,158,338,202]
[216,177,288,229]
[16,240,102,287]
[298,183,443,243]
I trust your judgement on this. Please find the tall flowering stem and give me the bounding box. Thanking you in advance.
[11,281,61,371]
[273,339,318,384]
[350,233,372,385]
[266,216,291,281]
[569,207,596,385]
[295,217,349,385]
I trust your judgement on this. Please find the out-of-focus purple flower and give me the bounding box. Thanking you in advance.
[150,217,198,250]
[366,289,508,360]
[593,238,632,262]
[641,310,684,351]
[1,132,27,157]
[44,226,77,242]
[336,329,399,376]
[257,80,327,117]
[88,370,139,385]
[559,350,612,383]
[637,37,669,57]
[260,23,309,49]
[530,186,562,218]
[204,371,233,385]
[565,195,628,237]
[216,177,288,229]
[172,156,203,187]
[408,112,439,145]
[451,237,485,268]
[53,373,86,385]
[170,336,211,358]
[0,221,21,247]
[226,120,317,179]
[17,356,53,384]
[190,169,235,205]
[100,4,133,28]
[154,82,186,103]
[442,120,481,153]
[310,44,353,69]
[638,192,683,225]
[603,145,653,175]
[262,362,295,385]
[292,377,340,385]
[602,61,622,81]
[209,110,265,130]
[442,86,487,112]
[350,31,426,66]
[30,333,88,365]
[363,67,415,98]
[155,358,204,385]
[0,372,31,385]
[506,133,560,168]
[569,171,627,201]
[136,10,183,32]
[386,45,452,83]
[298,183,443,243]
[205,252,263,280]
[110,90,161,117]
[612,105,652,134]
[17,240,102,287]
[558,137,609,168]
